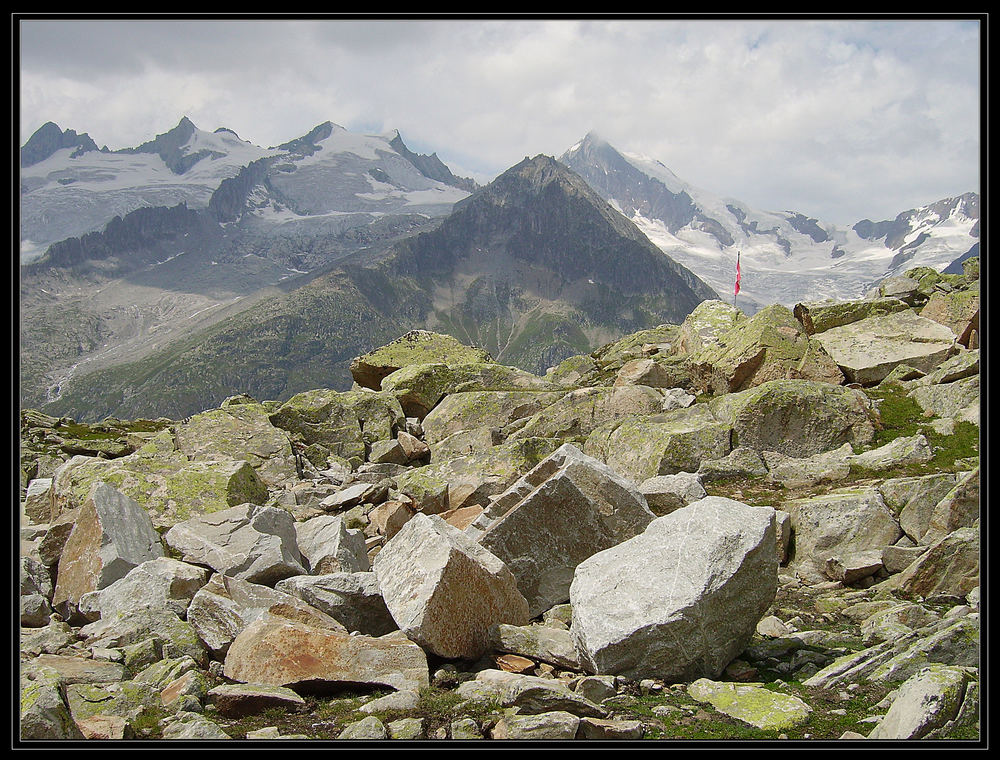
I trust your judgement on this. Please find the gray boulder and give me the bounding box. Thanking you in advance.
[51,481,164,621]
[373,513,529,659]
[783,486,902,581]
[469,444,655,616]
[186,573,346,658]
[164,503,306,586]
[869,665,975,739]
[78,557,209,622]
[275,572,397,636]
[570,497,777,681]
[813,309,957,385]
[294,515,370,574]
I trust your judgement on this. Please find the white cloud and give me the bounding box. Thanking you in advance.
[18,17,980,226]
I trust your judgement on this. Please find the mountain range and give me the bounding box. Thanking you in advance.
[19,118,979,421]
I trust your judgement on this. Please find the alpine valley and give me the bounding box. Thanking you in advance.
[19,118,979,422]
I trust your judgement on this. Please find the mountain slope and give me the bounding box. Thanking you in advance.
[41,155,718,421]
[19,120,478,410]
[560,133,980,311]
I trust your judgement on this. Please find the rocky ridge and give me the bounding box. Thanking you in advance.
[19,259,980,742]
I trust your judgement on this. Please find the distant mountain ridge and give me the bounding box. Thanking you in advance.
[37,155,717,421]
[19,117,477,261]
[560,133,980,312]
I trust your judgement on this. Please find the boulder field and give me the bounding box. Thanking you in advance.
[19,262,980,741]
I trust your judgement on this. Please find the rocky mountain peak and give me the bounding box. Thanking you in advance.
[20,121,100,167]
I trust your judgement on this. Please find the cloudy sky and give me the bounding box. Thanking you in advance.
[18,17,981,226]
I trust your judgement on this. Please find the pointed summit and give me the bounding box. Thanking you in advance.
[21,122,99,167]
[123,116,211,174]
[389,131,478,192]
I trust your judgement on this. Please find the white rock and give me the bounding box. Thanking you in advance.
[373,513,529,659]
[571,497,777,681]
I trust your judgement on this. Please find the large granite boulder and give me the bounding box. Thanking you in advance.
[373,513,529,660]
[393,437,562,513]
[421,389,563,444]
[671,299,745,356]
[186,573,346,658]
[267,388,405,468]
[584,404,732,483]
[294,515,370,574]
[51,481,164,621]
[163,503,307,586]
[709,379,876,457]
[687,304,845,394]
[275,572,397,636]
[885,525,980,600]
[793,296,910,335]
[380,362,558,419]
[468,444,655,616]
[509,385,671,442]
[919,286,980,347]
[49,432,268,527]
[812,309,957,385]
[350,330,494,391]
[782,486,902,580]
[174,403,297,489]
[868,664,976,739]
[78,557,209,622]
[570,497,777,681]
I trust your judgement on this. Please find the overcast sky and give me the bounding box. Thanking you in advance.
[18,17,982,226]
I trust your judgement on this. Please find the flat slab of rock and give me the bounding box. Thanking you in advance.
[78,557,209,622]
[813,310,957,385]
[350,330,495,392]
[687,678,812,730]
[491,710,581,740]
[208,682,307,718]
[175,403,298,489]
[22,655,125,685]
[373,513,529,659]
[223,611,428,693]
[570,497,777,682]
[456,669,605,718]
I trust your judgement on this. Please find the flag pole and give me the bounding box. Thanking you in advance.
[733,250,741,309]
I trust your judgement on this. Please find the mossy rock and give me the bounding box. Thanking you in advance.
[689,304,844,394]
[268,388,404,462]
[422,390,564,444]
[53,452,268,528]
[793,297,910,335]
[398,437,563,512]
[510,385,668,442]
[671,300,745,356]
[687,679,812,731]
[584,404,732,483]
[350,330,495,391]
[709,379,876,458]
[175,403,297,488]
[380,362,558,419]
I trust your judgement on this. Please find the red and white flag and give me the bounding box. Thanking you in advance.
[734,251,741,296]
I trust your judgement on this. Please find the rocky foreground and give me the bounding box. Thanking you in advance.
[19,262,980,742]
